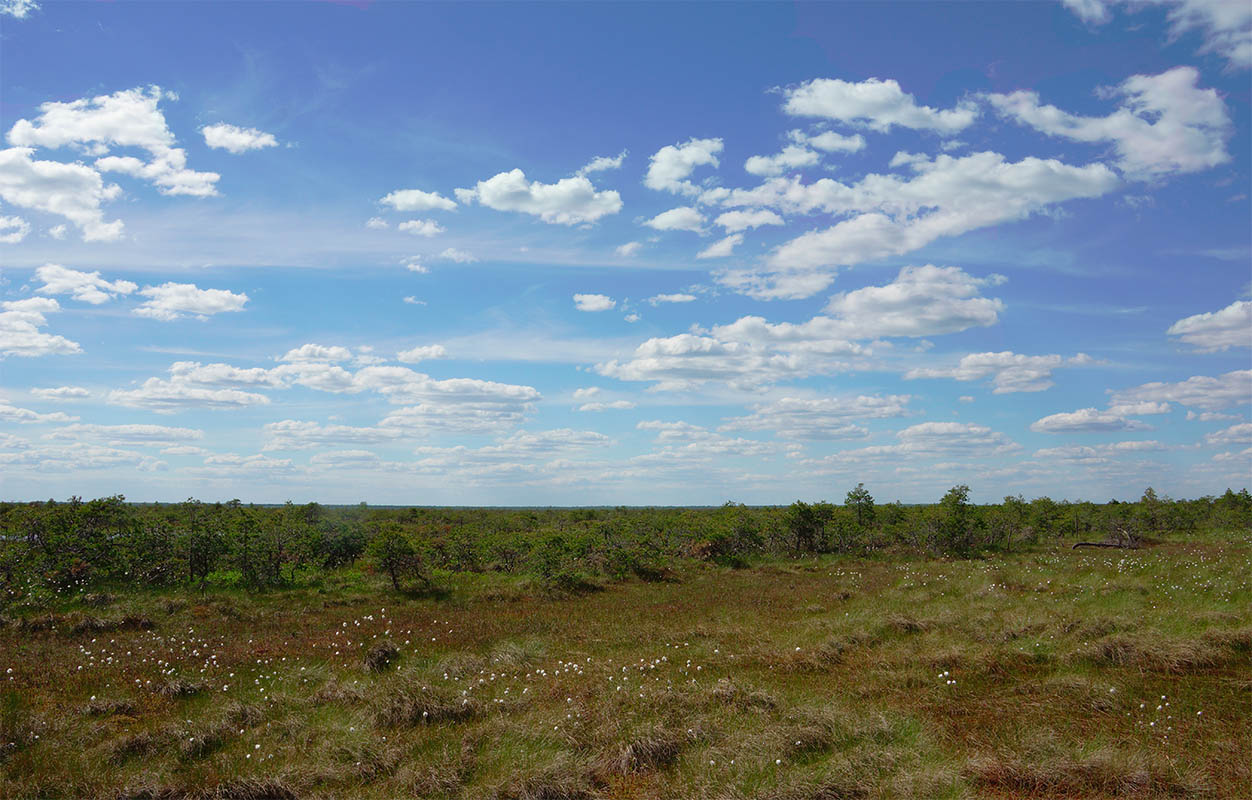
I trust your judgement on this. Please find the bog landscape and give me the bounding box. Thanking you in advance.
[2,1,1250,798]
[1,490,1250,798]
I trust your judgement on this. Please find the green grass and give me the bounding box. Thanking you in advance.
[2,531,1249,798]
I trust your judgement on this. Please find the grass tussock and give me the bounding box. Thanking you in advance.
[709,678,778,711]
[83,698,138,717]
[178,723,230,760]
[363,638,399,672]
[109,730,168,763]
[0,691,41,761]
[767,634,873,673]
[1037,675,1116,714]
[117,777,302,800]
[71,613,155,636]
[207,779,300,800]
[885,614,929,634]
[16,612,63,633]
[311,679,367,706]
[402,738,479,796]
[749,778,871,800]
[1084,631,1251,673]
[490,638,545,670]
[83,592,115,607]
[965,750,1211,797]
[153,678,205,698]
[592,726,688,777]
[176,702,264,760]
[1200,626,1252,653]
[330,741,403,782]
[374,684,480,727]
[436,651,488,680]
[489,756,597,800]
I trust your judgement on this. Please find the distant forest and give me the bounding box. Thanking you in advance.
[2,487,1249,603]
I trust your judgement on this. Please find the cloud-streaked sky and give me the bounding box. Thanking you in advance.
[1,0,1248,504]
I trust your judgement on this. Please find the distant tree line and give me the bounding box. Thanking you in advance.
[0,486,1248,603]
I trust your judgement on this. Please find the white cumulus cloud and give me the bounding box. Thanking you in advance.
[0,147,124,241]
[201,123,278,154]
[0,297,81,357]
[1062,0,1252,69]
[9,86,219,197]
[279,344,353,363]
[133,282,249,321]
[1030,407,1154,433]
[1203,422,1252,447]
[30,386,90,401]
[34,263,137,304]
[456,168,621,225]
[573,293,616,312]
[1166,300,1250,351]
[0,215,30,243]
[0,403,77,424]
[905,351,1094,393]
[379,188,457,212]
[0,0,40,19]
[397,344,448,363]
[578,400,636,412]
[648,293,697,305]
[824,265,1004,338]
[988,66,1231,178]
[744,144,819,177]
[577,151,627,175]
[800,129,867,153]
[397,218,445,237]
[715,208,784,233]
[697,233,743,259]
[721,394,910,440]
[782,77,977,134]
[438,247,477,263]
[644,137,723,195]
[1110,369,1251,411]
[107,379,270,413]
[644,206,705,233]
[717,151,1117,298]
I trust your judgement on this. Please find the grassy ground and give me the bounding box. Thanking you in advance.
[2,532,1249,799]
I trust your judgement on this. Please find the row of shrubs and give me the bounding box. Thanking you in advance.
[0,486,1248,602]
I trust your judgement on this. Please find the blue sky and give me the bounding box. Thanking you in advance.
[1,0,1248,505]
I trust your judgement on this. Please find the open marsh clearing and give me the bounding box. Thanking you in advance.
[2,534,1249,799]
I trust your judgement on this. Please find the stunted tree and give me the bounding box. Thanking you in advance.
[368,523,429,592]
[178,498,224,587]
[228,502,263,588]
[1138,487,1163,533]
[784,500,833,553]
[845,483,875,528]
[933,484,976,555]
